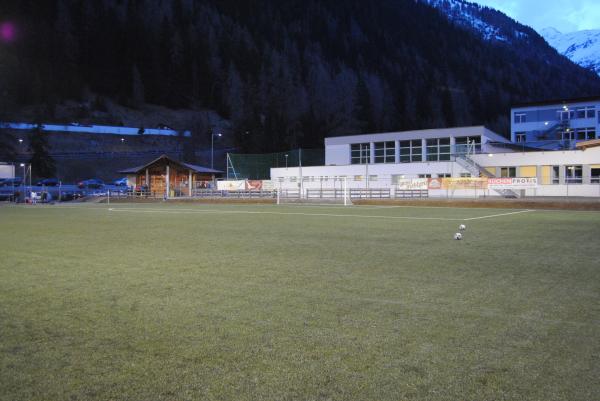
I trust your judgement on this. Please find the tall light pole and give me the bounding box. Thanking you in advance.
[211,131,222,170]
[285,154,288,169]
[19,163,25,202]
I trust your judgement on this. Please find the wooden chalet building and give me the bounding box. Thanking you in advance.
[119,155,222,197]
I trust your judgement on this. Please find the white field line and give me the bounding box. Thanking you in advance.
[463,209,535,221]
[107,207,464,221]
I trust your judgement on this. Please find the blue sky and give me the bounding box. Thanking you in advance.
[471,0,600,32]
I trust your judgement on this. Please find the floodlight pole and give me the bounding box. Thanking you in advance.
[20,163,25,202]
[211,131,222,170]
[299,149,303,199]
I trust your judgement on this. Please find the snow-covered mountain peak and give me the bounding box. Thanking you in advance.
[541,28,600,76]
[422,0,530,43]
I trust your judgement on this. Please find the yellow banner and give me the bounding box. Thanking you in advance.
[441,177,488,189]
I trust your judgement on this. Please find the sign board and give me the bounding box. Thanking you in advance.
[217,180,245,191]
[441,177,488,190]
[488,177,538,189]
[396,178,428,190]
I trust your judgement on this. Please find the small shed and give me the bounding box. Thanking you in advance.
[118,155,222,197]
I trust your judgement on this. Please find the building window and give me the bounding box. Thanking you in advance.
[552,166,560,184]
[455,136,481,153]
[500,167,516,178]
[391,175,405,184]
[374,141,395,163]
[591,168,600,184]
[576,128,596,140]
[399,140,422,163]
[576,106,595,119]
[565,165,582,184]
[514,113,526,123]
[437,173,451,178]
[561,129,575,141]
[557,109,575,121]
[426,138,451,161]
[368,175,378,182]
[351,143,370,164]
[460,173,472,178]
[418,174,431,178]
[515,132,526,142]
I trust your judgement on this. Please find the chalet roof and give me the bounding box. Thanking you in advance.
[575,139,600,150]
[118,154,222,174]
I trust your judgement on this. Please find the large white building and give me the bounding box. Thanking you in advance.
[271,98,600,198]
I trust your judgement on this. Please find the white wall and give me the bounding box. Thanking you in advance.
[0,164,15,179]
[471,147,600,166]
[325,144,350,165]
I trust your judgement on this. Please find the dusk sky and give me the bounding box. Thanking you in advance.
[472,0,600,33]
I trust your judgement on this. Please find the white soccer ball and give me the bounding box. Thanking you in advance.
[454,232,463,240]
[459,224,466,231]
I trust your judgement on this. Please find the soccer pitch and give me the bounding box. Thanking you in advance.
[1,203,599,401]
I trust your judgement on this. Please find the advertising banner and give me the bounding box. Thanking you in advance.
[217,180,246,191]
[396,178,428,190]
[246,180,263,190]
[427,177,443,190]
[441,177,488,189]
[260,180,274,191]
[488,177,538,189]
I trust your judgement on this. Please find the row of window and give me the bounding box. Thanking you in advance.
[351,137,481,164]
[514,106,597,124]
[560,127,596,141]
[515,127,597,142]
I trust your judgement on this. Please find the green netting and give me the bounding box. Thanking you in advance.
[227,149,324,180]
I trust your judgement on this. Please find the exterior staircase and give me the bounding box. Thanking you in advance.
[455,154,519,198]
[528,120,573,150]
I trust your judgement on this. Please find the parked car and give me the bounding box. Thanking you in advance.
[37,178,60,186]
[1,177,23,187]
[112,177,128,186]
[77,179,104,189]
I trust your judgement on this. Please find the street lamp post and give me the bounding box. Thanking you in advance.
[285,154,288,169]
[211,131,222,170]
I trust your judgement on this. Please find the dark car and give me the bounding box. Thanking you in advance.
[77,179,104,189]
[1,177,23,187]
[37,178,60,186]
[112,177,128,186]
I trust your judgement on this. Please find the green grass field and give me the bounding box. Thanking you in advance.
[1,202,599,401]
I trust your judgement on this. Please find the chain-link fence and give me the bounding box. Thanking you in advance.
[226,149,324,180]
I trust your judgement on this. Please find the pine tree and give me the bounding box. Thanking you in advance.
[0,127,16,161]
[28,125,55,179]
